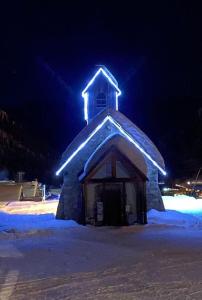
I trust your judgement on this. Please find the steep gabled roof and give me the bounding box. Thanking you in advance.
[82,66,122,123]
[56,109,166,176]
[82,67,121,97]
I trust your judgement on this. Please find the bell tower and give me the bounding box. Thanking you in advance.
[82,66,121,123]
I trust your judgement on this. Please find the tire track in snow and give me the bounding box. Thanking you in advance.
[3,268,202,300]
[0,270,19,300]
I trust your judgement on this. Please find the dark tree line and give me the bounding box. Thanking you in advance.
[0,109,58,183]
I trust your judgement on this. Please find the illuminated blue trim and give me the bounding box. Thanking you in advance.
[82,68,121,96]
[56,115,166,176]
[107,116,166,176]
[56,116,109,176]
[83,133,118,176]
[82,67,121,122]
[84,93,88,123]
[115,92,119,111]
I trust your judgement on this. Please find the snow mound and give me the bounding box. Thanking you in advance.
[163,195,202,215]
[148,209,202,229]
[0,200,58,215]
[0,212,79,233]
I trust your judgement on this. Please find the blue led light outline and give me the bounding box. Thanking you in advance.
[56,115,166,176]
[84,93,88,122]
[115,92,119,111]
[82,68,121,122]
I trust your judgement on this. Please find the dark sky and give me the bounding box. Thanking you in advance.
[0,1,201,180]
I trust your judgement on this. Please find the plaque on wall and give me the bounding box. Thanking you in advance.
[126,204,130,213]
[97,201,103,222]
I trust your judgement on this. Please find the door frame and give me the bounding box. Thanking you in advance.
[81,147,147,225]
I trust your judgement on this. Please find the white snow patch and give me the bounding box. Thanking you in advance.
[148,209,202,229]
[150,195,202,229]
[0,200,80,233]
[0,200,59,215]
[0,212,79,232]
[1,196,202,234]
[163,195,202,215]
[1,197,202,299]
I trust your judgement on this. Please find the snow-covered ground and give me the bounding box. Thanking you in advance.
[1,197,202,299]
[0,199,59,215]
[0,200,78,232]
[1,196,202,233]
[163,195,202,215]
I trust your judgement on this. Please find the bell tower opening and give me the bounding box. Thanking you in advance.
[82,66,121,123]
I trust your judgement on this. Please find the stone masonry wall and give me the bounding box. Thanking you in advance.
[56,123,116,222]
[56,121,165,222]
[146,162,165,211]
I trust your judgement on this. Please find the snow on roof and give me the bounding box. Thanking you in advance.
[57,109,165,176]
[79,136,149,181]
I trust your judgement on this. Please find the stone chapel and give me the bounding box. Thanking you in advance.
[56,66,166,225]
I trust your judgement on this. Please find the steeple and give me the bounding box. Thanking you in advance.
[82,66,121,123]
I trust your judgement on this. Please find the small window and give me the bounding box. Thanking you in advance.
[96,92,106,108]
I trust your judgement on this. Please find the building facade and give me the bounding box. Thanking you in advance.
[56,66,166,225]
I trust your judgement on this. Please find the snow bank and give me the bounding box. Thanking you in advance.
[0,212,79,232]
[1,196,202,233]
[163,195,202,215]
[148,209,202,229]
[0,200,80,233]
[150,195,202,229]
[0,200,58,215]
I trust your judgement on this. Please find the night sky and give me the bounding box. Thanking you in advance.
[0,1,201,182]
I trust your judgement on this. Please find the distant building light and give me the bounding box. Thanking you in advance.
[163,187,178,192]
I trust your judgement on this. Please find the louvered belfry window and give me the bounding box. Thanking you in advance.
[96,92,106,108]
